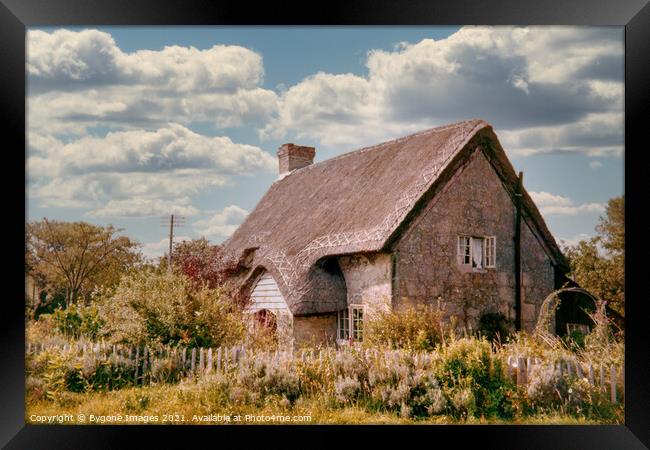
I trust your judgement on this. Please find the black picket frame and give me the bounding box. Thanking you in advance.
[1,0,648,448]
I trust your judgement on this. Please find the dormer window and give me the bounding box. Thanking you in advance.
[458,235,496,270]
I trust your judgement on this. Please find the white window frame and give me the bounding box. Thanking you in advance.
[337,305,364,343]
[337,308,349,340]
[458,236,472,265]
[458,235,497,270]
[351,306,364,342]
[484,236,496,268]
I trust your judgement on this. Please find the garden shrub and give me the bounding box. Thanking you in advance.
[366,353,446,418]
[437,337,515,419]
[334,376,363,405]
[97,269,245,348]
[478,312,512,343]
[52,305,83,338]
[235,354,301,405]
[364,305,443,351]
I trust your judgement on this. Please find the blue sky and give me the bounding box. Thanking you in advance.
[26,26,624,259]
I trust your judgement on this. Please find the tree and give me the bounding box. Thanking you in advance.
[564,196,624,317]
[26,219,142,315]
[165,238,245,291]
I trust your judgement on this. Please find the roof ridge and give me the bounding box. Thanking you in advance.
[278,119,488,179]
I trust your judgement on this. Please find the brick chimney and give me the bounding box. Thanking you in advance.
[277,143,316,177]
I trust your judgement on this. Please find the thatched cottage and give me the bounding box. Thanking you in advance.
[222,119,574,347]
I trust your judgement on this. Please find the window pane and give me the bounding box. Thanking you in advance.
[472,237,483,268]
[458,236,471,265]
[338,309,349,339]
[351,307,363,341]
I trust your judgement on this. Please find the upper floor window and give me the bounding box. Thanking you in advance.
[458,235,496,269]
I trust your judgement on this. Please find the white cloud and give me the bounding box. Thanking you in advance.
[141,235,193,260]
[529,191,572,207]
[558,233,593,249]
[28,123,275,177]
[540,203,605,216]
[28,29,264,91]
[530,191,605,216]
[262,26,622,155]
[498,112,623,157]
[85,198,199,218]
[193,205,249,242]
[27,29,279,134]
[28,124,275,214]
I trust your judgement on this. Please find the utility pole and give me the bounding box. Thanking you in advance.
[160,214,185,273]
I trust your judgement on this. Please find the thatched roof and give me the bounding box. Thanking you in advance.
[224,119,568,315]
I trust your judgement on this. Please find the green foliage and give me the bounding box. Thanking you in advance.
[51,304,105,340]
[564,196,624,317]
[436,337,515,419]
[25,219,142,315]
[235,355,301,406]
[478,312,512,343]
[97,269,245,348]
[52,306,83,338]
[364,305,443,351]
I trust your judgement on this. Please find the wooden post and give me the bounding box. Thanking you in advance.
[142,347,149,385]
[517,357,526,386]
[610,365,617,403]
[514,171,524,331]
[217,347,222,372]
[575,360,583,379]
[207,348,213,373]
[567,360,573,378]
[621,365,625,394]
[588,364,595,385]
[191,348,197,374]
[199,348,205,373]
[182,347,187,369]
[526,356,532,380]
[134,347,140,384]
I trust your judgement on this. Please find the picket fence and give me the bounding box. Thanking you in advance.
[505,355,624,404]
[25,341,624,404]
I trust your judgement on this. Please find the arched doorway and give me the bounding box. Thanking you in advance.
[253,309,278,333]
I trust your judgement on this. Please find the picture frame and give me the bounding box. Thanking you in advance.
[2,0,648,447]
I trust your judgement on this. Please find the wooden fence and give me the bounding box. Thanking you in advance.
[505,355,624,404]
[25,341,624,404]
[26,340,259,386]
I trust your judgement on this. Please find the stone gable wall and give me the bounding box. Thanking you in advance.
[393,148,555,332]
[338,253,392,318]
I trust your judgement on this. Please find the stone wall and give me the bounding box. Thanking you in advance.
[293,313,337,346]
[338,253,392,318]
[393,148,555,332]
[520,221,556,332]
